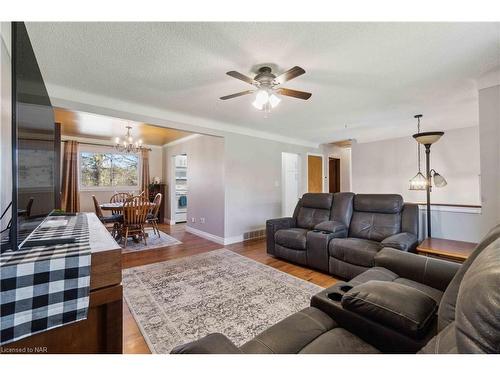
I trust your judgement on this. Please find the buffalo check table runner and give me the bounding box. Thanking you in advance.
[0,214,91,345]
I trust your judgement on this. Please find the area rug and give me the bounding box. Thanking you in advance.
[120,229,182,252]
[123,248,322,353]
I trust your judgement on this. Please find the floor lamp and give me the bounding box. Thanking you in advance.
[409,114,447,238]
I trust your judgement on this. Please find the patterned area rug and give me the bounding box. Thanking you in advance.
[123,248,322,353]
[120,229,181,252]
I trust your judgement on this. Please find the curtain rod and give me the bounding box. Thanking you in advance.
[61,139,152,151]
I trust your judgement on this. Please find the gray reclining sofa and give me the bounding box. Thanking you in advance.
[172,223,500,354]
[267,192,419,279]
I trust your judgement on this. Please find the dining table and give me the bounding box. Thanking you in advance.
[99,201,156,211]
[100,201,157,242]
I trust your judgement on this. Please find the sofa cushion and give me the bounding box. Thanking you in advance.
[275,228,308,250]
[342,280,438,339]
[300,193,333,209]
[349,267,444,303]
[299,328,380,354]
[240,307,336,354]
[353,194,403,214]
[329,237,381,267]
[393,278,444,304]
[296,208,331,230]
[349,211,401,241]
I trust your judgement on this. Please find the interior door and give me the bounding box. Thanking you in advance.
[307,155,323,193]
[328,157,341,193]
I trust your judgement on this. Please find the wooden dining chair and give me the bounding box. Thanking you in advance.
[146,193,162,237]
[92,195,120,237]
[110,192,132,215]
[120,195,150,248]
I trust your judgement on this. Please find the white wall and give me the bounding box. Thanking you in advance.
[351,126,482,241]
[164,135,225,239]
[322,144,352,192]
[478,74,500,236]
[0,22,12,231]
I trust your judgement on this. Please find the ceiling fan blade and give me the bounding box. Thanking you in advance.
[274,66,306,85]
[226,71,258,86]
[219,90,255,100]
[277,88,312,100]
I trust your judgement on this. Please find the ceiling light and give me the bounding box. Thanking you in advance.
[269,93,281,108]
[114,125,145,154]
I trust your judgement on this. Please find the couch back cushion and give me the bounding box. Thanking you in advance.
[296,193,333,229]
[437,223,500,331]
[349,194,403,241]
[454,236,500,353]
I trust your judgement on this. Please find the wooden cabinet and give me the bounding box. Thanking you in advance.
[149,183,166,223]
[1,214,123,354]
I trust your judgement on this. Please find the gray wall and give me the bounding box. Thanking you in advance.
[479,82,500,236]
[164,135,225,239]
[1,22,12,231]
[223,133,322,240]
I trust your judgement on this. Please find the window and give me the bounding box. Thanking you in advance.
[79,151,139,188]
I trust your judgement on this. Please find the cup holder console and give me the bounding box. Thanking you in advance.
[327,292,343,301]
[326,283,354,303]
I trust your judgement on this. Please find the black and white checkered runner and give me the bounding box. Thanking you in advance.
[0,214,91,346]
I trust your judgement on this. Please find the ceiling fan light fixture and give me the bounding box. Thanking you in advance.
[269,93,281,108]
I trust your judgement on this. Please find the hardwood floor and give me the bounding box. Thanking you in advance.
[121,223,339,354]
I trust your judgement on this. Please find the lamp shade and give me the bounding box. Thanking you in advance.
[413,131,444,145]
[409,171,427,190]
[433,172,447,187]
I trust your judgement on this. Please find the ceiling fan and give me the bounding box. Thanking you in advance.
[220,66,312,112]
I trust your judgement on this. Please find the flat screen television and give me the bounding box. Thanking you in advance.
[9,22,58,250]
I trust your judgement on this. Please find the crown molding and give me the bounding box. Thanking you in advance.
[477,68,500,91]
[47,84,320,149]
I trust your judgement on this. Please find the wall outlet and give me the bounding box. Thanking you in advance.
[200,217,205,224]
[191,217,196,223]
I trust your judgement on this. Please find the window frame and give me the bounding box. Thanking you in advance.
[78,145,142,192]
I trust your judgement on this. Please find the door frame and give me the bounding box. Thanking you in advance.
[328,157,341,193]
[306,152,325,193]
[281,152,301,217]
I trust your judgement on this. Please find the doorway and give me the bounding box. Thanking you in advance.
[172,154,187,223]
[307,154,323,193]
[281,152,300,217]
[328,157,341,193]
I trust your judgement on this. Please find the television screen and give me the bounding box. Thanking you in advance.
[13,22,57,248]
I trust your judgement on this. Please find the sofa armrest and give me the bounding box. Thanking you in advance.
[341,280,437,339]
[313,220,348,237]
[374,248,461,291]
[170,333,242,354]
[266,217,296,255]
[381,232,418,251]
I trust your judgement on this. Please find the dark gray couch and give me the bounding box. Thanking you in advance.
[267,193,419,278]
[171,224,500,354]
[329,194,419,279]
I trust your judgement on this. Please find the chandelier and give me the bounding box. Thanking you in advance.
[114,125,144,153]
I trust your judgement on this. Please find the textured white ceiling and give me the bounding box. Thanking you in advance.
[26,22,500,144]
